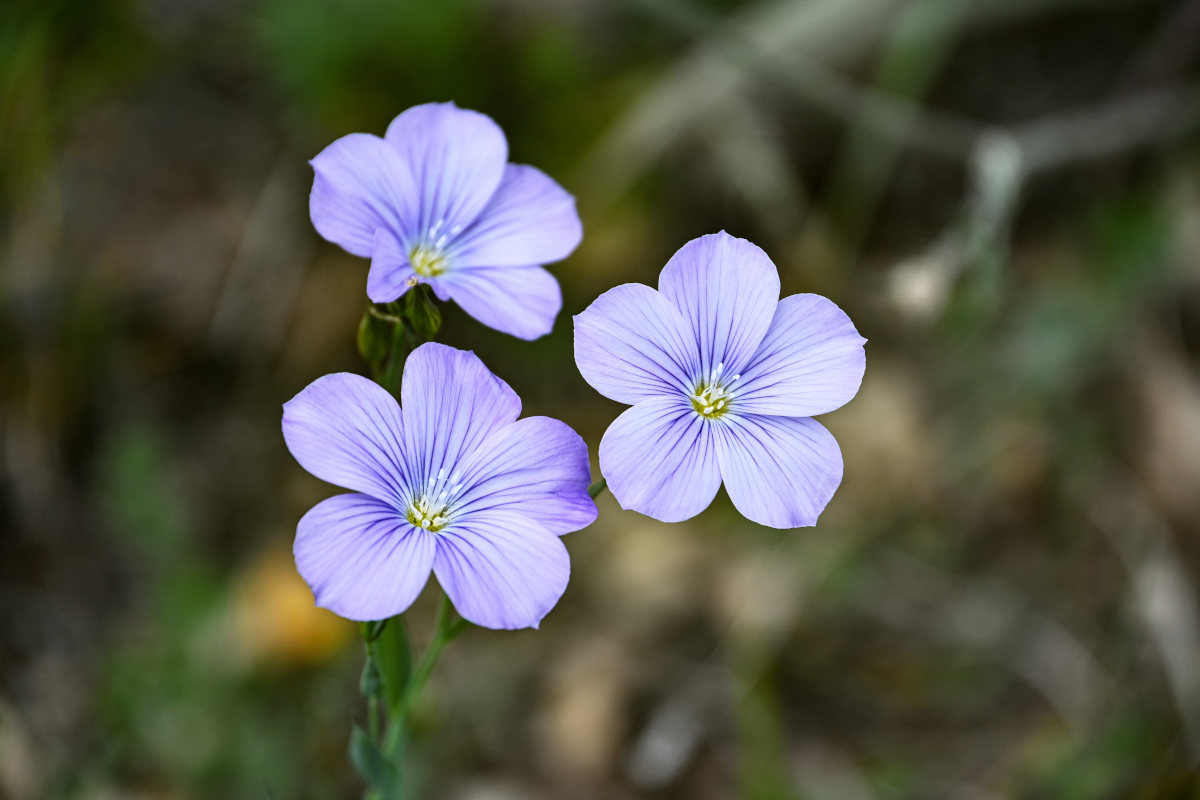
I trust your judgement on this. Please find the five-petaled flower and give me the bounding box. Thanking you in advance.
[574,232,866,528]
[309,102,583,340]
[282,343,596,628]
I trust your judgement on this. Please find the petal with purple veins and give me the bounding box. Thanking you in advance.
[282,372,410,505]
[399,343,521,487]
[367,227,418,303]
[451,164,582,268]
[598,395,722,523]
[309,133,415,258]
[439,265,562,341]
[714,414,843,529]
[658,232,780,376]
[384,103,508,240]
[735,294,866,418]
[574,283,700,405]
[452,416,597,535]
[294,493,435,621]
[433,510,570,630]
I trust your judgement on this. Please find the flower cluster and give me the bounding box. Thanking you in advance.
[289,104,866,631]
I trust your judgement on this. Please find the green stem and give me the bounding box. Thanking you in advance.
[399,599,453,716]
[366,305,406,326]
[367,697,379,741]
[357,597,467,800]
[588,478,607,499]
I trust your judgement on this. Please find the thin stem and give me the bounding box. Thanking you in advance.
[382,595,465,757]
[397,596,454,718]
[588,478,607,499]
[366,305,406,326]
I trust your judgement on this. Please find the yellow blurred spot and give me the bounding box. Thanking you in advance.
[232,545,352,667]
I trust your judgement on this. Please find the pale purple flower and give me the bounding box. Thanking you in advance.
[574,232,866,529]
[282,343,596,628]
[309,102,582,340]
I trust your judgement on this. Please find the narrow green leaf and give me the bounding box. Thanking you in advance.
[350,725,398,793]
[359,654,382,699]
[374,615,413,712]
[404,285,442,341]
[356,310,391,364]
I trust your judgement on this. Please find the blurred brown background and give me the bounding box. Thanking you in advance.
[3,0,1200,797]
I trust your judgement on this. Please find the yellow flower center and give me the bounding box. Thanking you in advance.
[688,362,740,419]
[409,244,449,278]
[405,469,461,531]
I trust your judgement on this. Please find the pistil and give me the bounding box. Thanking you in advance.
[687,362,740,419]
[405,468,463,531]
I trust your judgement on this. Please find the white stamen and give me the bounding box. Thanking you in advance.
[688,363,738,419]
[406,468,465,531]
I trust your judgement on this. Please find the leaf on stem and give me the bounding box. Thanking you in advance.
[357,311,391,365]
[350,724,399,794]
[404,285,442,341]
[375,615,414,713]
[359,655,383,700]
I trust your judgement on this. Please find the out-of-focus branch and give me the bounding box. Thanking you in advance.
[1072,467,1200,763]
[1015,83,1200,172]
[625,0,1200,175]
[628,0,975,160]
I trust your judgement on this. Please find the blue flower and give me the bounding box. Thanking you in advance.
[282,343,596,628]
[310,103,582,340]
[574,232,866,528]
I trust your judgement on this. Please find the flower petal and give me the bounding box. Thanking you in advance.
[384,102,508,239]
[294,493,435,621]
[657,232,779,375]
[714,415,843,529]
[439,265,561,340]
[309,133,414,258]
[400,343,521,487]
[574,283,700,405]
[598,396,721,523]
[282,373,410,505]
[453,416,597,535]
[450,164,582,268]
[433,510,569,630]
[367,227,418,303]
[735,294,867,417]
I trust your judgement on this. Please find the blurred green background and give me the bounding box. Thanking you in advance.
[3,0,1200,797]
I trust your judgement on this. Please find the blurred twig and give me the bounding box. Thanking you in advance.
[700,95,808,241]
[857,549,1111,730]
[627,0,1200,171]
[1072,467,1200,763]
[593,0,1200,224]
[622,0,977,160]
[1016,84,1200,172]
[825,0,971,251]
[1115,0,1200,92]
[209,145,312,361]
